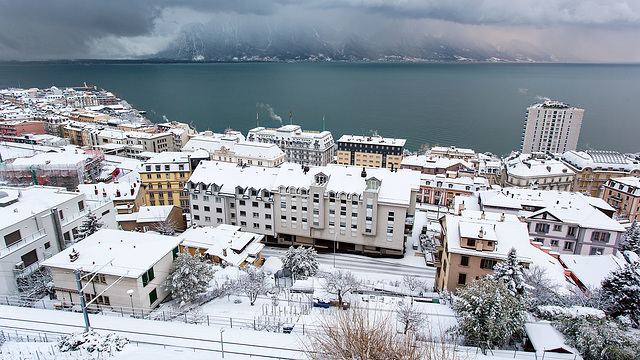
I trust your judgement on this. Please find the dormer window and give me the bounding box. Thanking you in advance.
[366,178,380,190]
[315,173,328,185]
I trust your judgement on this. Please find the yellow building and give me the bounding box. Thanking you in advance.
[336,134,405,169]
[433,212,533,293]
[140,152,191,211]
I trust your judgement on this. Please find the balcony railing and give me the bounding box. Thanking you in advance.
[13,261,42,278]
[0,229,46,259]
[60,200,110,226]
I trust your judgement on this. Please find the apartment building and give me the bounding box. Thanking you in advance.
[0,186,116,294]
[434,211,534,293]
[140,152,191,212]
[561,150,640,197]
[418,174,490,207]
[78,181,146,215]
[602,177,640,221]
[502,152,574,191]
[187,162,279,238]
[521,100,584,154]
[337,134,405,169]
[43,229,181,311]
[429,146,476,160]
[401,155,475,177]
[0,120,45,137]
[183,135,285,168]
[247,125,334,166]
[470,188,625,256]
[187,162,420,256]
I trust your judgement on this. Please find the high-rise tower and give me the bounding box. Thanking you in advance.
[520,100,584,154]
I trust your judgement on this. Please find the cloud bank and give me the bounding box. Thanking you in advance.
[0,0,639,61]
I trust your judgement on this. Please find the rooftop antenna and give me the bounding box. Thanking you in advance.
[257,112,259,127]
[322,115,325,131]
[289,110,292,125]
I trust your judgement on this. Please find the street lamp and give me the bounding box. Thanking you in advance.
[220,328,225,359]
[127,289,134,316]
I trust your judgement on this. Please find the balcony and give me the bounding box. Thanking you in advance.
[0,229,46,259]
[12,261,42,278]
[60,200,110,226]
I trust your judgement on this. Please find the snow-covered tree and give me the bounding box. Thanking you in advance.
[322,270,360,307]
[620,220,640,254]
[396,300,426,334]
[601,264,640,327]
[555,314,640,360]
[58,330,128,354]
[281,246,319,279]
[16,266,54,300]
[523,265,562,308]
[490,247,528,295]
[76,211,104,241]
[165,252,214,305]
[237,265,271,306]
[452,277,529,348]
[153,218,179,236]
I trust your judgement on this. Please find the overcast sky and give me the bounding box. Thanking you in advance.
[1,0,639,62]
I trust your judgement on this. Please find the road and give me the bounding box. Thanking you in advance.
[261,246,436,279]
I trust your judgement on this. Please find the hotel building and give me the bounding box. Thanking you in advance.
[520,100,584,154]
[337,135,405,169]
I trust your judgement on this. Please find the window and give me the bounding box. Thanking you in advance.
[252,202,259,207]
[217,218,223,223]
[550,239,559,246]
[240,211,246,217]
[265,214,272,219]
[589,247,605,255]
[567,226,577,237]
[4,229,21,247]
[44,241,51,249]
[553,224,562,231]
[204,206,210,212]
[193,215,200,220]
[480,258,496,270]
[216,208,222,213]
[460,256,469,266]
[591,231,611,243]
[563,241,574,251]
[535,223,550,233]
[193,204,199,210]
[253,223,260,229]
[466,238,476,247]
[58,210,64,220]
[266,225,272,230]
[203,195,210,201]
[264,203,271,209]
[457,273,467,285]
[21,249,38,267]
[205,216,211,222]
[253,212,259,218]
[239,200,246,206]
[149,288,158,305]
[142,267,155,287]
[192,194,198,200]
[78,200,85,211]
[241,221,247,226]
[172,246,179,260]
[215,197,222,203]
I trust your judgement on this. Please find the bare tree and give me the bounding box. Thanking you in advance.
[403,275,429,296]
[396,300,426,334]
[322,270,360,307]
[153,217,179,236]
[237,266,271,306]
[523,265,562,308]
[304,305,461,360]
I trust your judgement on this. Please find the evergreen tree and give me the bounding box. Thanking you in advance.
[620,220,640,254]
[490,247,528,295]
[282,246,319,279]
[165,252,214,305]
[601,264,640,327]
[76,211,104,241]
[452,277,529,348]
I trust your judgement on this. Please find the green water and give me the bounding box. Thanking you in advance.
[1,62,638,155]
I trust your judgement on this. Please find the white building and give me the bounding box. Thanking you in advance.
[0,186,116,294]
[183,135,285,168]
[43,229,181,311]
[502,152,575,191]
[464,188,626,256]
[521,100,584,154]
[247,125,335,167]
[188,162,420,256]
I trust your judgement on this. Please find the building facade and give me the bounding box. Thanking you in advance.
[520,100,584,154]
[187,162,420,256]
[0,186,116,294]
[43,229,181,311]
[561,150,640,197]
[140,152,191,212]
[418,174,490,207]
[602,177,640,221]
[247,125,334,167]
[502,152,575,191]
[337,135,405,169]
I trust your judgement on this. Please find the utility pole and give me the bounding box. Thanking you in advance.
[74,269,91,332]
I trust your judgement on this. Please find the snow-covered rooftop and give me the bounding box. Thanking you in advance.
[144,152,189,165]
[77,181,142,202]
[337,134,406,147]
[561,150,640,172]
[181,225,265,267]
[135,205,175,223]
[504,153,574,178]
[560,254,626,288]
[42,229,181,278]
[0,186,81,232]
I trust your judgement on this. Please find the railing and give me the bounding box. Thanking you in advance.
[60,200,110,226]
[12,261,42,278]
[0,229,46,258]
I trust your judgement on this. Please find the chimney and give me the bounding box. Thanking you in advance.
[116,189,121,197]
[94,186,98,195]
[500,213,505,222]
[481,211,485,220]
[102,189,107,198]
[223,248,227,257]
[69,248,79,262]
[478,227,484,238]
[130,187,135,195]
[361,167,367,178]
